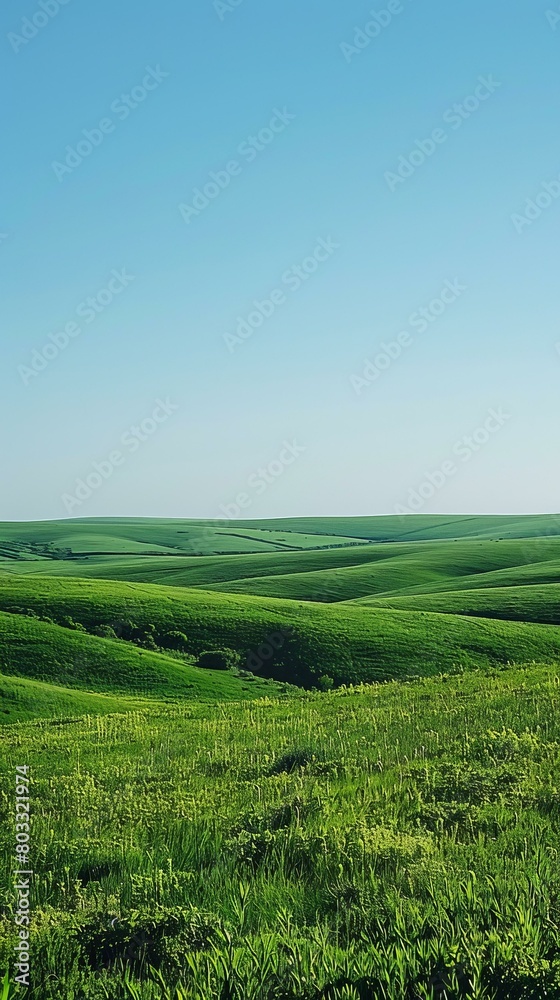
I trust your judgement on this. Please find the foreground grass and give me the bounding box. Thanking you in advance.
[1,663,560,998]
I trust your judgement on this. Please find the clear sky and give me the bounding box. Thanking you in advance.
[2,0,559,521]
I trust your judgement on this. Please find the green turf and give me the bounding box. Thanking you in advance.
[347,583,560,625]
[2,662,560,998]
[0,670,170,724]
[0,610,283,704]
[3,575,560,690]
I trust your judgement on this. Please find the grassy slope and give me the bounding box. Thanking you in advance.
[3,662,560,998]
[1,513,560,557]
[347,583,560,625]
[3,576,560,687]
[193,539,560,601]
[224,512,560,540]
[0,545,384,585]
[0,518,368,558]
[0,611,282,702]
[3,537,560,597]
[0,671,169,724]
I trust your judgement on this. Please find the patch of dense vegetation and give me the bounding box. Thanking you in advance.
[2,664,560,997]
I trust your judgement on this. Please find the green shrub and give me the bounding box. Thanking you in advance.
[90,624,118,640]
[159,630,189,652]
[196,648,240,671]
[59,615,87,633]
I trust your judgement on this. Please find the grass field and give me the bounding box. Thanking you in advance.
[0,671,171,724]
[2,663,560,998]
[348,583,560,624]
[0,611,284,713]
[2,514,560,998]
[3,575,560,691]
[0,518,372,559]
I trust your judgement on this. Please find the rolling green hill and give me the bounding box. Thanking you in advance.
[0,610,283,704]
[196,541,560,602]
[220,513,560,541]
[3,575,560,690]
[0,670,169,724]
[0,517,369,560]
[2,515,560,717]
[2,515,560,994]
[1,513,559,565]
[347,583,560,625]
[4,536,560,603]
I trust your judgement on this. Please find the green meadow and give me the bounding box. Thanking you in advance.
[2,515,560,998]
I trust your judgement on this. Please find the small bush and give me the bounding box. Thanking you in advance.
[159,630,189,652]
[196,648,240,671]
[90,624,118,640]
[269,746,333,775]
[116,622,159,650]
[59,615,87,633]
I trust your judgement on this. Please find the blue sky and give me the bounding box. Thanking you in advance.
[2,0,559,520]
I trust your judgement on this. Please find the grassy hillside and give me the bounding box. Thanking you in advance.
[3,533,560,605]
[2,515,560,996]
[195,539,560,601]
[0,611,283,703]
[3,576,560,689]
[222,512,560,541]
[0,517,369,560]
[2,663,560,998]
[0,670,169,724]
[347,583,560,625]
[1,513,560,564]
